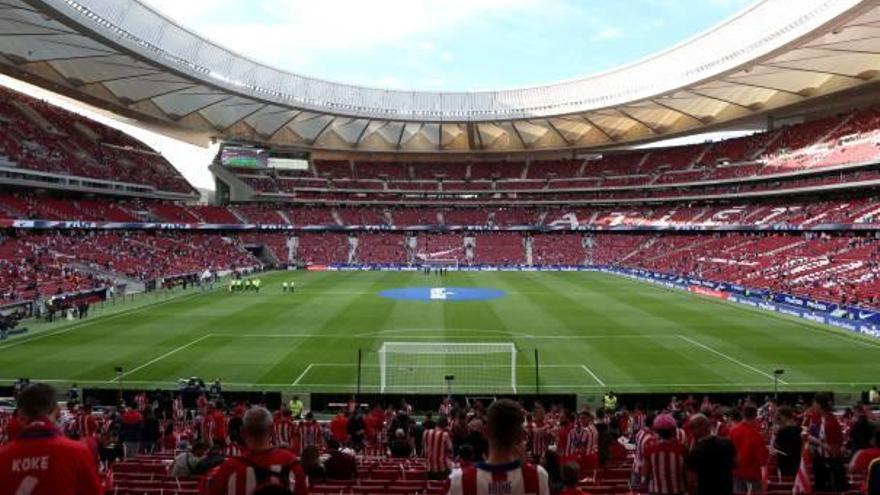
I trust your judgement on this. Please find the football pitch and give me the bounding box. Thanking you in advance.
[1,270,878,395]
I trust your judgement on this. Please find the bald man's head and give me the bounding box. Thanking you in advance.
[242,406,274,449]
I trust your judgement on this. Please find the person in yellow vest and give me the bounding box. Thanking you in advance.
[603,391,618,411]
[288,395,304,419]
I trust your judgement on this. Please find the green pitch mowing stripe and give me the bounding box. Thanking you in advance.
[0,270,877,394]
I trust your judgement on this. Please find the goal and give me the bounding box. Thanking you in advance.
[420,258,459,270]
[378,342,517,393]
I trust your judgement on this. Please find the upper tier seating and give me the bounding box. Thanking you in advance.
[230,108,880,199]
[0,87,194,194]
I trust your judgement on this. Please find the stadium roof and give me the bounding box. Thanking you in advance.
[2,0,880,153]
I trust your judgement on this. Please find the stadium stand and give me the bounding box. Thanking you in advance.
[1,389,873,495]
[226,108,880,205]
[0,88,194,194]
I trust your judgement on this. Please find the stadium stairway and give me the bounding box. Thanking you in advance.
[67,262,146,294]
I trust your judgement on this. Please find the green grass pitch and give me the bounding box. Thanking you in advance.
[1,270,878,395]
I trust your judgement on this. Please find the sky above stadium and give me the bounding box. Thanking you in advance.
[3,0,757,191]
[145,0,755,91]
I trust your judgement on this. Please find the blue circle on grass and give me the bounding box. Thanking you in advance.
[379,287,506,301]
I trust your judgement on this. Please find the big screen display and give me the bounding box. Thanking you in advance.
[221,146,268,169]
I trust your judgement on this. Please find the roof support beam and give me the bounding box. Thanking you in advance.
[395,122,407,150]
[0,31,71,37]
[79,70,165,86]
[42,38,118,56]
[684,89,755,111]
[810,46,880,56]
[0,1,42,13]
[310,117,336,145]
[126,84,199,105]
[755,62,867,80]
[510,122,528,149]
[545,119,573,146]
[616,109,661,134]
[649,99,706,124]
[0,13,76,34]
[579,115,617,142]
[172,95,234,121]
[353,120,371,148]
[266,111,303,140]
[221,104,268,132]
[718,78,806,97]
[21,52,118,63]
[805,33,880,49]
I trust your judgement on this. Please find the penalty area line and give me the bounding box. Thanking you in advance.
[291,364,314,386]
[677,335,787,384]
[581,364,606,387]
[111,335,212,382]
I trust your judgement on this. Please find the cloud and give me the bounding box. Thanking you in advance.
[590,26,624,41]
[145,0,539,70]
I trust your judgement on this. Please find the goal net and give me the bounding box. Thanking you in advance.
[378,342,517,393]
[419,258,459,269]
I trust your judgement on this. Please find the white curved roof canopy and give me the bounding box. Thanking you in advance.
[1,0,879,152]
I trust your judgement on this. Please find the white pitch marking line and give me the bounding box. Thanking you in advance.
[305,363,581,369]
[677,335,787,384]
[6,377,879,388]
[291,363,314,386]
[0,291,211,352]
[211,333,671,340]
[581,364,606,387]
[111,335,211,382]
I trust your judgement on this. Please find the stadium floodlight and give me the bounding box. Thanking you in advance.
[378,342,517,394]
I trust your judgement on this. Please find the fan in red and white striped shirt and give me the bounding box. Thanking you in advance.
[631,419,655,489]
[134,391,148,412]
[569,411,599,478]
[423,417,453,477]
[273,410,299,450]
[75,404,99,439]
[173,395,186,422]
[642,414,687,495]
[448,399,550,495]
[527,415,552,462]
[793,437,813,494]
[299,412,323,451]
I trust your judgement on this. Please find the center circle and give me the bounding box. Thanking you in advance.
[378,287,506,301]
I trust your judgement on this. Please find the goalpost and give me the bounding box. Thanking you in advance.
[419,258,459,270]
[378,342,517,393]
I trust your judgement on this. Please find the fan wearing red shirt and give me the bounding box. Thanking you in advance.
[0,383,102,495]
[203,403,228,448]
[329,410,348,444]
[806,393,847,492]
[202,406,308,495]
[728,405,768,494]
[850,430,880,493]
